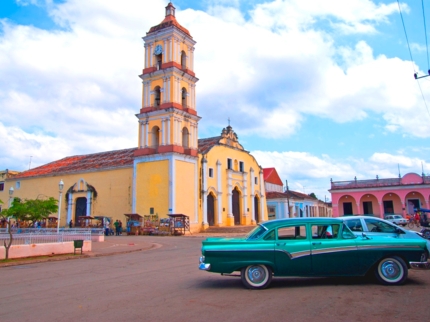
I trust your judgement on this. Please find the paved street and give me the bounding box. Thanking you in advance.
[0,235,429,322]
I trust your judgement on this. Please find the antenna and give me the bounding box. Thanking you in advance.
[398,163,401,178]
[29,156,33,170]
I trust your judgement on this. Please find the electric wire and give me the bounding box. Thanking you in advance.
[397,0,417,73]
[421,0,430,70]
[397,0,430,119]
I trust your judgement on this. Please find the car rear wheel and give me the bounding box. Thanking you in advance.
[423,230,430,239]
[374,256,408,285]
[241,265,272,289]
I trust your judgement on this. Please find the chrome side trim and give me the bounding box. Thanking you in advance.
[409,261,430,270]
[358,245,422,251]
[311,246,357,256]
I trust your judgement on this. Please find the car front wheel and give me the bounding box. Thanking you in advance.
[374,256,408,285]
[241,265,272,289]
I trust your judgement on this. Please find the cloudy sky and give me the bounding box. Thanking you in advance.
[1,0,430,200]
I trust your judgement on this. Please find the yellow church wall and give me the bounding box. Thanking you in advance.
[174,159,196,217]
[135,160,169,218]
[5,167,133,227]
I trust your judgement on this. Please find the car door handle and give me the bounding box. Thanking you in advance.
[312,242,321,245]
[276,243,286,246]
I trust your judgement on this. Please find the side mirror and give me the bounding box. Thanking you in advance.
[361,232,371,240]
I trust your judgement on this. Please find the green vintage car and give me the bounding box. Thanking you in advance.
[199,218,430,289]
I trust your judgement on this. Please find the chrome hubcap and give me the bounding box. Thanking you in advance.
[247,266,266,284]
[381,260,401,280]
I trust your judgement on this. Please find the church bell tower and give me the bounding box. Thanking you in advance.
[133,2,200,222]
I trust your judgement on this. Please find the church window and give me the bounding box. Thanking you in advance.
[239,161,244,172]
[151,126,160,147]
[209,168,213,178]
[255,177,258,184]
[182,127,189,148]
[181,88,187,108]
[227,158,232,170]
[181,51,187,69]
[154,86,161,107]
[16,181,21,189]
[0,182,4,191]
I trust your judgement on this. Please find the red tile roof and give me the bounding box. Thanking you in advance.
[12,148,137,179]
[198,136,222,154]
[147,10,191,37]
[263,167,283,186]
[266,190,313,200]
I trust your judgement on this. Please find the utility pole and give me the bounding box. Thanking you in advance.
[286,180,291,218]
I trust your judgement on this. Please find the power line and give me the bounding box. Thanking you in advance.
[422,0,430,70]
[397,0,417,73]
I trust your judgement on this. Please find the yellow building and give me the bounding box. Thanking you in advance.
[1,2,266,233]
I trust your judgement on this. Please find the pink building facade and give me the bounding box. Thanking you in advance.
[330,173,430,218]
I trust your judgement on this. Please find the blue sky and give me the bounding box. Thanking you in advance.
[1,0,430,200]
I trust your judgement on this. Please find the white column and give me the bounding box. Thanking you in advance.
[144,44,148,68]
[67,193,73,223]
[243,172,248,218]
[227,171,233,218]
[150,43,154,67]
[167,118,171,145]
[86,191,91,216]
[169,38,173,62]
[259,170,266,221]
[202,158,208,225]
[161,119,165,146]
[140,121,144,148]
[191,47,195,70]
[250,168,255,222]
[163,39,167,63]
[145,122,149,147]
[216,160,222,224]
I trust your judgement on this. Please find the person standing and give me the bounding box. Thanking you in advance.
[69,220,73,228]
[118,220,123,235]
[114,220,120,235]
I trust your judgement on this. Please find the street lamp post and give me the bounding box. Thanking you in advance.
[57,180,64,234]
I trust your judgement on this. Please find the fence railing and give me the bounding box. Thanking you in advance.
[0,228,104,235]
[0,231,91,246]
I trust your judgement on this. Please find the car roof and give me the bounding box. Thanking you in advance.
[261,217,343,230]
[339,216,384,220]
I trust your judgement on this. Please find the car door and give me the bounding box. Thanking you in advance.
[310,223,359,276]
[274,224,312,276]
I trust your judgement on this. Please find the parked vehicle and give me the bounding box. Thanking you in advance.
[419,208,430,239]
[340,216,424,240]
[384,214,408,226]
[199,218,430,289]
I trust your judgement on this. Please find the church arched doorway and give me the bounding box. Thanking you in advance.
[254,196,260,223]
[232,187,241,225]
[207,193,215,226]
[75,197,87,223]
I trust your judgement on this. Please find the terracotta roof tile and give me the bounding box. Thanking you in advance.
[12,148,137,179]
[198,136,222,155]
[263,167,283,185]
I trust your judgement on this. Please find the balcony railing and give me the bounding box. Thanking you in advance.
[331,175,430,190]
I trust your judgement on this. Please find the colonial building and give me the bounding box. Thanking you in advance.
[1,3,267,232]
[330,173,430,218]
[264,167,331,219]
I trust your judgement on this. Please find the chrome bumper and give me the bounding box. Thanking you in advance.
[410,261,430,270]
[199,256,211,271]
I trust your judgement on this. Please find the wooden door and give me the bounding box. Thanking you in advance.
[207,194,215,226]
[232,188,240,225]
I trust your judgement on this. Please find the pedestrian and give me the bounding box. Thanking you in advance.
[69,220,73,228]
[118,220,123,235]
[104,219,110,236]
[114,220,120,235]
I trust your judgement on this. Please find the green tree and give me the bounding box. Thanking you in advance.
[1,197,58,260]
[308,193,317,199]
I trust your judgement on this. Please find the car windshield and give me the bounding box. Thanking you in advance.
[246,224,268,240]
[393,215,402,219]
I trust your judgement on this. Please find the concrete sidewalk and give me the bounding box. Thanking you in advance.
[0,232,247,267]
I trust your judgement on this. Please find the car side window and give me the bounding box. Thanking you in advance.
[277,225,306,240]
[311,224,339,239]
[345,219,363,232]
[264,230,275,240]
[364,218,397,233]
